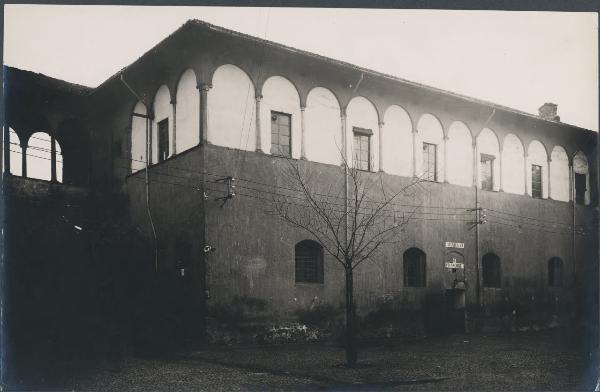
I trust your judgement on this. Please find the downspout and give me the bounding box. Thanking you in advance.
[120,74,159,272]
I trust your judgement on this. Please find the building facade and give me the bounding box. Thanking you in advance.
[3,20,598,336]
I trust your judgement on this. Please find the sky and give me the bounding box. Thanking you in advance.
[3,5,599,131]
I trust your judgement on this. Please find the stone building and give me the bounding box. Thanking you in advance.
[3,20,598,344]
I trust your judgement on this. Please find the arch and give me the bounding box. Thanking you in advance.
[527,140,548,198]
[403,247,426,287]
[305,87,342,165]
[55,118,90,186]
[152,84,173,163]
[261,75,301,158]
[548,257,563,287]
[26,131,62,182]
[294,240,324,284]
[382,105,412,177]
[482,253,501,288]
[346,96,380,171]
[573,151,590,205]
[175,68,200,153]
[416,113,444,182]
[501,134,525,195]
[447,121,473,187]
[8,128,22,176]
[476,128,500,191]
[550,145,570,202]
[131,101,148,173]
[208,64,257,151]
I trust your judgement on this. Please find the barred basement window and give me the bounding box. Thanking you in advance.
[482,253,501,288]
[480,154,494,191]
[422,142,437,181]
[531,164,542,198]
[271,111,291,157]
[295,240,324,284]
[548,257,563,287]
[352,127,372,171]
[403,248,426,287]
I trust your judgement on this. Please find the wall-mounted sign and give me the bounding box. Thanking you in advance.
[445,261,465,269]
[445,241,465,249]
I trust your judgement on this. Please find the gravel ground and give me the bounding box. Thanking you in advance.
[66,331,596,391]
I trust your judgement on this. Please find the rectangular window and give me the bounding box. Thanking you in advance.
[270,111,291,157]
[352,127,372,171]
[422,142,437,182]
[480,154,494,191]
[531,164,542,198]
[575,173,586,204]
[158,119,169,163]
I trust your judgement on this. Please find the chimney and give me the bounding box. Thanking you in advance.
[538,103,560,122]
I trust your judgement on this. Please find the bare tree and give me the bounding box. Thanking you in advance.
[272,154,423,366]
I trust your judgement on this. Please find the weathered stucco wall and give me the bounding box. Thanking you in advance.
[123,144,596,319]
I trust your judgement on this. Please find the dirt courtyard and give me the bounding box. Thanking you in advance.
[49,331,600,391]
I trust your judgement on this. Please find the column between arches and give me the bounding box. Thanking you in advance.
[255,94,263,153]
[198,83,212,145]
[301,106,307,160]
[547,157,552,199]
[378,121,384,172]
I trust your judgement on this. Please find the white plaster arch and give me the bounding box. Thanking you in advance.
[175,68,200,153]
[26,131,62,182]
[382,105,412,177]
[447,121,473,187]
[208,64,257,151]
[131,101,147,173]
[152,84,173,163]
[8,128,22,176]
[260,75,302,158]
[527,140,548,198]
[416,113,444,181]
[346,96,379,171]
[550,145,570,202]
[476,128,501,191]
[501,133,525,195]
[573,151,590,205]
[305,87,342,165]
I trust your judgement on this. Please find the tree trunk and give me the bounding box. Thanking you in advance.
[344,266,357,366]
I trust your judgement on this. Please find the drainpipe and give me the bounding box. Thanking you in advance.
[120,74,158,272]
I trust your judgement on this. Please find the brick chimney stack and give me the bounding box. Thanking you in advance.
[538,103,560,122]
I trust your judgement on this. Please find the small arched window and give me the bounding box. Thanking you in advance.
[403,247,426,287]
[548,257,563,287]
[295,240,324,284]
[482,253,501,288]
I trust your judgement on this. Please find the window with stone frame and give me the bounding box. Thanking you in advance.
[352,127,372,171]
[531,164,543,198]
[422,142,437,181]
[157,118,169,163]
[480,154,494,191]
[271,111,292,157]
